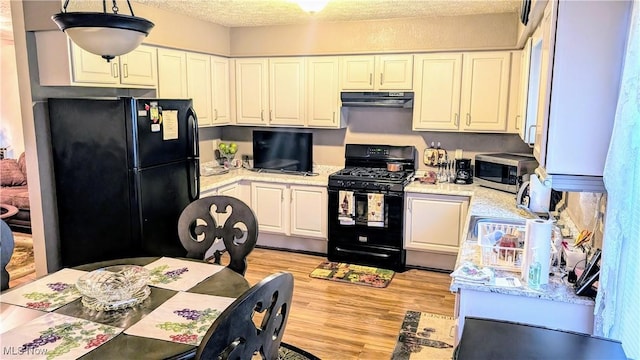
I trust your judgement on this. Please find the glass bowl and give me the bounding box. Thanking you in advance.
[76,265,150,309]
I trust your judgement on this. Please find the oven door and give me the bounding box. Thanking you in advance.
[327,188,406,270]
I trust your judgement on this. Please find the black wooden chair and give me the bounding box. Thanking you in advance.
[196,272,319,360]
[1,219,15,291]
[178,195,258,276]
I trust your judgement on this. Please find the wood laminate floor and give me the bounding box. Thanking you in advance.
[8,247,456,359]
[242,248,456,359]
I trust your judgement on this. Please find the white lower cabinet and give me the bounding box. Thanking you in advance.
[404,193,469,254]
[290,185,327,239]
[250,182,327,239]
[251,182,290,235]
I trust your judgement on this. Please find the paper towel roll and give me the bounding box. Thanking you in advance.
[524,219,553,285]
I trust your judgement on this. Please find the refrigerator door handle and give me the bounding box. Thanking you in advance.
[189,160,200,201]
[188,107,199,158]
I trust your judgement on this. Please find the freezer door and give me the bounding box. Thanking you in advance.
[131,99,199,168]
[135,160,198,257]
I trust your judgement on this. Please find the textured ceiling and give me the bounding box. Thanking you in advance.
[131,0,521,28]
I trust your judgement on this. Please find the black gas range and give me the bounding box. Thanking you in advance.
[327,144,416,271]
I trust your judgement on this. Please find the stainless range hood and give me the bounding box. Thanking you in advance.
[341,91,414,108]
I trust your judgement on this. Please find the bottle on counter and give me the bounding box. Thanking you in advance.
[528,253,541,290]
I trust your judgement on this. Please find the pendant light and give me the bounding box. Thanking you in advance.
[295,0,330,13]
[52,0,154,62]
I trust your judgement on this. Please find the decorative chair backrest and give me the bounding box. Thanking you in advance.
[196,272,294,360]
[178,195,258,275]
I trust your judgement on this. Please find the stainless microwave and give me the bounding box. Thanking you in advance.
[474,153,539,193]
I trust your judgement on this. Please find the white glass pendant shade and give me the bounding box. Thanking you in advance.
[296,0,329,13]
[65,27,146,58]
[52,11,154,61]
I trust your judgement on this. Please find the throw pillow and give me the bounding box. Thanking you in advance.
[0,159,27,186]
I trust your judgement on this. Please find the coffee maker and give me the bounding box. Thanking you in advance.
[455,158,473,184]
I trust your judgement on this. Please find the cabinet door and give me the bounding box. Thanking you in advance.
[235,59,269,125]
[533,3,554,167]
[404,193,469,254]
[517,39,536,144]
[306,57,341,128]
[269,58,305,126]
[69,43,120,85]
[290,185,327,239]
[119,45,157,87]
[186,53,213,127]
[412,53,462,131]
[251,182,289,235]
[460,52,511,132]
[376,54,413,90]
[157,48,188,98]
[211,56,231,125]
[341,55,375,90]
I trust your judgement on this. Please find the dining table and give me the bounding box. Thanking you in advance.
[0,257,250,359]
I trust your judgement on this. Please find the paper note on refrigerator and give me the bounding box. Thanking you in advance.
[162,110,179,140]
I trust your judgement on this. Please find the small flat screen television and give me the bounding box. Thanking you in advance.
[252,130,313,173]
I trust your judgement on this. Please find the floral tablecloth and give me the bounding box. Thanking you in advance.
[124,291,234,345]
[0,312,122,359]
[144,257,225,291]
[0,269,86,311]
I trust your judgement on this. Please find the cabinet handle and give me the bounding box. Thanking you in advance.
[380,73,383,85]
[454,113,459,127]
[261,110,264,121]
[214,109,218,120]
[112,63,119,78]
[526,124,537,148]
[269,110,273,121]
[332,111,336,124]
[369,73,372,86]
[515,115,521,130]
[123,63,128,78]
[466,113,471,126]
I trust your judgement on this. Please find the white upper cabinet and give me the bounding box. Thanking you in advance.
[412,53,463,131]
[306,57,343,128]
[157,48,188,98]
[235,58,306,127]
[211,56,231,125]
[460,52,511,132]
[530,1,629,191]
[412,51,511,132]
[516,38,536,144]
[269,58,306,126]
[186,52,213,126]
[341,55,413,90]
[118,45,158,87]
[235,58,270,125]
[35,31,156,88]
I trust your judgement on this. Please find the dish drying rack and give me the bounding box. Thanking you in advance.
[477,221,527,272]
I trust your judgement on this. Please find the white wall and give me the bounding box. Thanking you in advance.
[1,34,24,158]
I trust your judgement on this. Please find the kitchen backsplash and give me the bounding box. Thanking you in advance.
[210,107,532,168]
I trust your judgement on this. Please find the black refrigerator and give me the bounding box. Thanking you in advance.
[47,97,200,267]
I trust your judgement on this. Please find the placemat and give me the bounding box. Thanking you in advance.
[124,291,234,346]
[0,312,122,359]
[144,257,225,291]
[0,268,86,311]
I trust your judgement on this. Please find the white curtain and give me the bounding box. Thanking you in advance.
[595,1,640,358]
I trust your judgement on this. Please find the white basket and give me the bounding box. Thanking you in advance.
[477,221,527,272]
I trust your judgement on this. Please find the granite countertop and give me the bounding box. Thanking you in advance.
[199,164,341,192]
[200,165,592,306]
[406,180,593,306]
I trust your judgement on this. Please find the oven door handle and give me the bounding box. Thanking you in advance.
[335,247,391,258]
[328,188,403,197]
